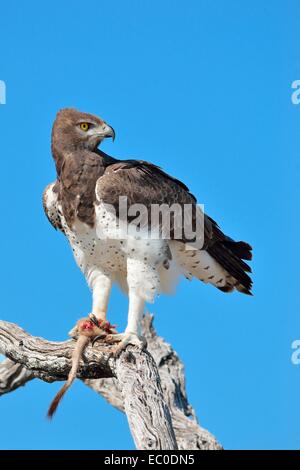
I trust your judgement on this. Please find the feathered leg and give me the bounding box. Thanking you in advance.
[89,270,114,328]
[69,270,116,340]
[105,258,150,354]
[105,290,146,355]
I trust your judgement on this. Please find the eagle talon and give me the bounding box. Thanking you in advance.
[88,314,117,335]
[89,314,100,327]
[105,332,147,356]
[91,334,107,347]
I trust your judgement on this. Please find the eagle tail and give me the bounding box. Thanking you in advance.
[221,240,252,261]
[207,241,253,295]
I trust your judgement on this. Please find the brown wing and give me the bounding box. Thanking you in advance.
[95,160,212,243]
[95,160,252,294]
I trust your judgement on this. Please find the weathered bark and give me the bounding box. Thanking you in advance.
[0,319,177,450]
[0,359,34,395]
[0,315,222,450]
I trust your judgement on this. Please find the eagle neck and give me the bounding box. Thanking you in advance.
[51,141,110,178]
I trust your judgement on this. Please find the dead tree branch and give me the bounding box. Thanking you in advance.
[0,315,222,450]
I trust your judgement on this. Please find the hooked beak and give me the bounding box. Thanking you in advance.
[101,123,115,141]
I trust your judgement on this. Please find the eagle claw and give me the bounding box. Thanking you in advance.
[91,334,107,347]
[104,332,147,356]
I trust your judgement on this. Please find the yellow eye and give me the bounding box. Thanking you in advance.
[80,122,89,132]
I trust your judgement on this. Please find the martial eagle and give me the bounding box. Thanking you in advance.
[43,108,252,353]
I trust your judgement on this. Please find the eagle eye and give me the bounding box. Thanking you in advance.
[79,122,90,132]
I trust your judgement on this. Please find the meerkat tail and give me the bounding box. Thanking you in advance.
[47,335,90,419]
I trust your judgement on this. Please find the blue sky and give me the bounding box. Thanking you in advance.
[0,0,299,450]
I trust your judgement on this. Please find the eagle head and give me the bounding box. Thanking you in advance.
[52,108,115,152]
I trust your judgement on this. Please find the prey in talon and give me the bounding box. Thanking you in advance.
[88,314,117,347]
[90,316,146,355]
